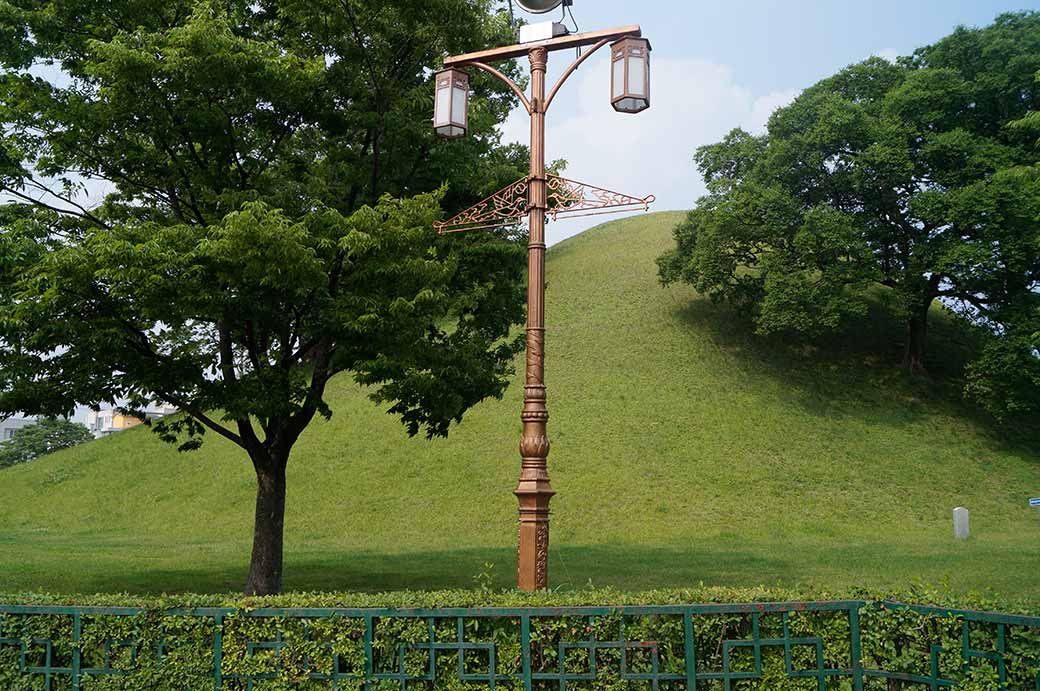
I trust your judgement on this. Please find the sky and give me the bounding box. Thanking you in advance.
[501,0,1040,245]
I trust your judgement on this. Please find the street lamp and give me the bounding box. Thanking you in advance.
[434,16,652,592]
[434,69,469,139]
[611,37,652,114]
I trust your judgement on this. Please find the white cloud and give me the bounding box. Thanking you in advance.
[873,48,900,64]
[499,56,800,245]
[747,89,800,134]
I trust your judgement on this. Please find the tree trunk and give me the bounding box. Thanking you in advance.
[245,458,287,596]
[903,302,930,373]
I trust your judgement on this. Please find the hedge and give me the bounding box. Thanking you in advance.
[0,585,1037,690]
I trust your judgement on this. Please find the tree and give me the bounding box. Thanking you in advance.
[1009,69,1040,145]
[0,0,529,594]
[0,418,94,468]
[658,13,1040,403]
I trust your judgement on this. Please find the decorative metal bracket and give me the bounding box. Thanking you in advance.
[434,175,655,234]
[435,177,531,234]
[546,175,656,222]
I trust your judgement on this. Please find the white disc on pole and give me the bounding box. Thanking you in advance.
[515,0,564,14]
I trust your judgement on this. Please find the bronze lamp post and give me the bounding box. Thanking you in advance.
[434,20,653,592]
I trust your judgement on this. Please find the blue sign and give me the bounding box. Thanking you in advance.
[1031,498,1040,507]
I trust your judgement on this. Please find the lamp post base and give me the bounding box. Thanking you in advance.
[515,482,554,591]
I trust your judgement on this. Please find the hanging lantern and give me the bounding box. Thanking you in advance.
[611,37,651,114]
[434,69,469,139]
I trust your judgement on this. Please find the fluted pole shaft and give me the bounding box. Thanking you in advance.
[515,45,555,592]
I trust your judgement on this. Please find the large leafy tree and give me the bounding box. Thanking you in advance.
[0,0,528,594]
[658,13,1040,412]
[0,418,94,468]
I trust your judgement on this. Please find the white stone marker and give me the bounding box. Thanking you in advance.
[953,507,970,540]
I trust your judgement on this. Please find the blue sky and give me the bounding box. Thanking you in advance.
[501,0,1040,244]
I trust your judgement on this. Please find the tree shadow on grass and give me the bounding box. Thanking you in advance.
[37,544,784,595]
[33,540,1039,598]
[671,295,1040,457]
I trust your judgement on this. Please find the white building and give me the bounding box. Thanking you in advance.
[0,416,37,443]
[86,406,179,438]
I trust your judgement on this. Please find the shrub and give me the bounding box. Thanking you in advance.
[0,586,1037,690]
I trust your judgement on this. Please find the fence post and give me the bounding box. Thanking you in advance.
[213,612,224,691]
[521,614,532,691]
[849,605,864,691]
[364,614,374,691]
[684,610,697,691]
[72,611,81,691]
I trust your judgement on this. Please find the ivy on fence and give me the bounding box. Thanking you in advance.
[0,590,1037,691]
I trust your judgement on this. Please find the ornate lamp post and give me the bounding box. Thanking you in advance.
[434,7,653,591]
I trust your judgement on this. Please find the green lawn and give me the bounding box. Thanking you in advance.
[1,211,1038,597]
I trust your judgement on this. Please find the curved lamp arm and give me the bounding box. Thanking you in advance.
[543,37,613,113]
[467,61,533,115]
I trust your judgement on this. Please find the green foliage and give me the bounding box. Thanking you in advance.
[964,325,1040,421]
[0,0,527,441]
[0,418,93,468]
[658,12,1040,415]
[0,588,1038,691]
[0,0,529,592]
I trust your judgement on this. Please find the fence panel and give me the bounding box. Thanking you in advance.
[0,601,1037,690]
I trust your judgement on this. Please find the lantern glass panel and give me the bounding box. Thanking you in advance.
[612,53,625,99]
[435,83,451,126]
[628,51,646,97]
[452,84,467,124]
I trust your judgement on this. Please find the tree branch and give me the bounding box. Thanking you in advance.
[153,387,246,448]
[284,341,335,446]
[216,320,239,386]
[0,184,111,229]
[75,292,247,449]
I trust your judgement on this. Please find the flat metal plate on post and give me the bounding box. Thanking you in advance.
[444,25,642,66]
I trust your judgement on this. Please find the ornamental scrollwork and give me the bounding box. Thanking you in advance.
[434,175,654,234]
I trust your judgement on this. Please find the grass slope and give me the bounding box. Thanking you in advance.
[1,211,1038,597]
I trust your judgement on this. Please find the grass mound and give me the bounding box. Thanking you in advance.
[1,211,1037,597]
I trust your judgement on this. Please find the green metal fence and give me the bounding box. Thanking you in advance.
[1,600,1038,690]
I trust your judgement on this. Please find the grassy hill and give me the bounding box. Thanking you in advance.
[1,211,1038,597]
